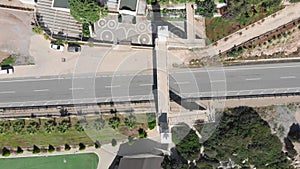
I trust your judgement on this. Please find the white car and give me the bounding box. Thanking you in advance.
[50,43,64,51]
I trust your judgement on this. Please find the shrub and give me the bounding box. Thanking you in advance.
[26,121,40,134]
[13,120,25,134]
[48,144,55,153]
[124,114,137,128]
[138,128,147,138]
[2,147,10,157]
[108,116,121,129]
[75,121,84,132]
[44,119,57,133]
[57,120,71,133]
[65,144,71,151]
[146,113,156,130]
[0,121,11,134]
[43,33,50,40]
[79,143,86,151]
[32,145,40,154]
[17,146,23,154]
[111,139,117,147]
[93,118,105,130]
[32,25,43,34]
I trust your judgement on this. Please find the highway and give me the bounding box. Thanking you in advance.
[0,62,300,108]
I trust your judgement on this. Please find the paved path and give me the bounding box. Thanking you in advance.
[213,2,300,53]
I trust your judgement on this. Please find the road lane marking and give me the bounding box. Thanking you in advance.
[245,78,261,81]
[105,85,121,88]
[139,84,153,86]
[174,82,190,85]
[34,89,49,92]
[280,76,296,79]
[69,87,84,90]
[0,91,15,94]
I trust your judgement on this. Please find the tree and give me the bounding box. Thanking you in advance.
[59,108,69,117]
[69,0,107,24]
[65,144,71,151]
[33,145,40,154]
[44,119,57,133]
[124,114,137,128]
[79,143,86,151]
[2,147,10,157]
[95,140,101,149]
[195,0,217,18]
[17,146,23,154]
[108,116,121,129]
[146,113,156,130]
[48,144,55,153]
[26,121,40,134]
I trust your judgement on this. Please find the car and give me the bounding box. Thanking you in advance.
[67,44,81,52]
[0,65,14,75]
[50,42,64,51]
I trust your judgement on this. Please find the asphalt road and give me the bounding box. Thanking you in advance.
[0,62,300,108]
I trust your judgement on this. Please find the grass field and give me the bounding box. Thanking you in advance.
[0,153,98,169]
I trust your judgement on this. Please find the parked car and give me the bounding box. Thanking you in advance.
[67,44,81,52]
[50,42,64,51]
[0,65,14,75]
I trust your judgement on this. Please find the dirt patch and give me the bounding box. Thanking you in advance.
[0,8,35,65]
[0,50,9,63]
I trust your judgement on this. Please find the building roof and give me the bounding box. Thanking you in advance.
[119,0,137,11]
[118,156,164,169]
[53,0,69,9]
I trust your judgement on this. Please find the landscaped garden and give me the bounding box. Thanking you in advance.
[0,110,156,155]
[0,153,98,169]
[206,0,283,42]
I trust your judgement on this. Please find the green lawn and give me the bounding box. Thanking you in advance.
[0,153,98,169]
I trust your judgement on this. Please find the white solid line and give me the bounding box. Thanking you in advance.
[245,78,261,81]
[280,76,296,79]
[0,91,15,94]
[0,77,64,83]
[34,89,49,92]
[69,87,84,90]
[105,85,121,88]
[139,84,153,86]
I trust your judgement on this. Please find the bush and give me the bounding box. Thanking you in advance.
[82,23,90,37]
[75,121,84,132]
[138,128,147,138]
[147,113,156,130]
[65,144,71,151]
[0,121,11,134]
[111,139,117,147]
[57,120,71,133]
[44,119,57,133]
[32,145,40,154]
[108,116,121,129]
[32,25,43,34]
[2,147,10,157]
[124,114,137,128]
[93,118,105,130]
[26,121,40,134]
[13,120,25,134]
[79,143,86,151]
[48,144,55,153]
[17,146,23,154]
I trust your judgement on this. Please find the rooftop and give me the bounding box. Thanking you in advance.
[52,0,69,9]
[119,0,138,11]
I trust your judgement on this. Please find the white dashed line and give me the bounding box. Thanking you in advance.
[69,88,84,90]
[34,89,49,92]
[280,76,296,79]
[0,91,15,94]
[245,78,261,81]
[105,85,121,88]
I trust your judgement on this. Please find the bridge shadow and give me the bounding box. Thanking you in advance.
[169,90,206,111]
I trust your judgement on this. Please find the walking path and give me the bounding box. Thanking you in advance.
[213,2,300,54]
